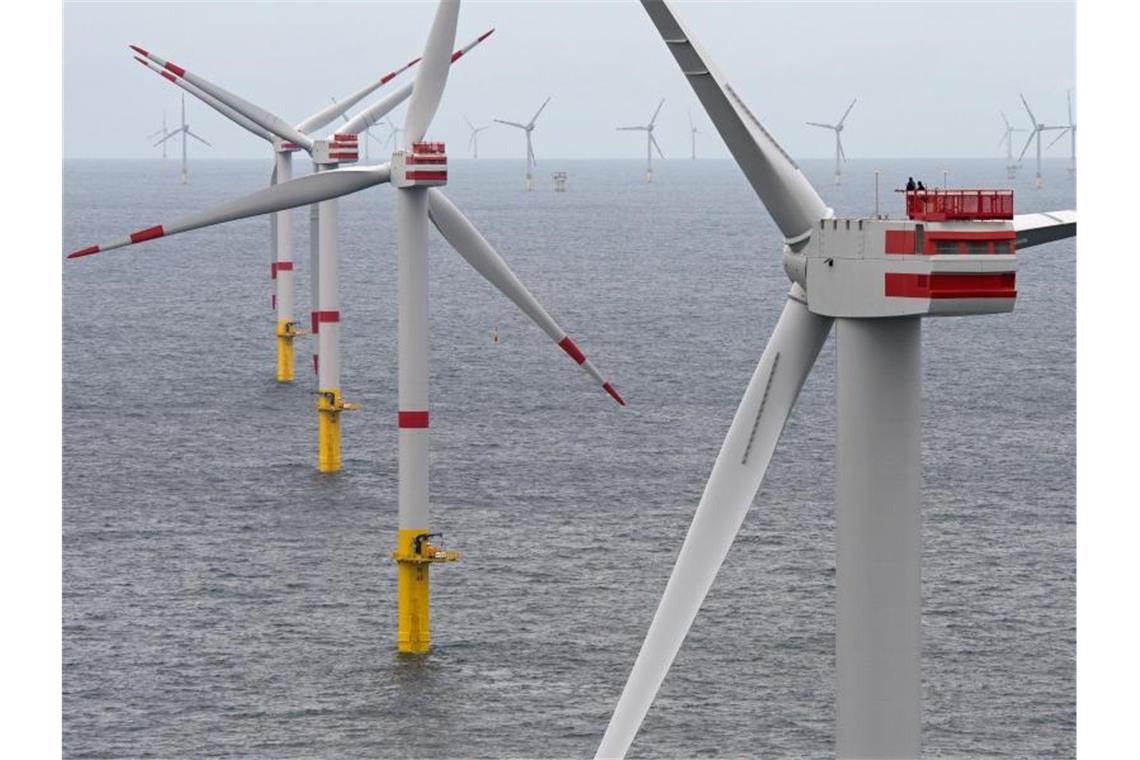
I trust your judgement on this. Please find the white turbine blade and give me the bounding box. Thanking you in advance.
[641,0,829,241]
[427,189,625,405]
[1046,128,1070,150]
[1067,90,1073,126]
[1017,130,1036,162]
[1013,210,1077,249]
[837,97,856,127]
[528,140,537,166]
[649,97,665,127]
[146,127,165,139]
[529,96,552,126]
[465,116,475,131]
[805,121,834,130]
[837,134,846,162]
[296,56,421,134]
[1019,93,1037,126]
[187,129,211,147]
[617,126,648,131]
[67,164,391,259]
[651,133,665,159]
[595,290,832,759]
[339,28,492,137]
[1001,110,1012,131]
[153,130,179,147]
[133,56,274,143]
[494,119,528,129]
[129,44,314,151]
[403,0,460,145]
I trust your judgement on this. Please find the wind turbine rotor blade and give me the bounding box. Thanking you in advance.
[146,127,165,139]
[616,126,648,131]
[805,121,834,130]
[1046,128,1069,150]
[295,56,422,135]
[1017,130,1036,162]
[837,97,856,127]
[67,164,392,259]
[649,97,665,127]
[153,130,179,147]
[529,96,552,126]
[1067,90,1073,125]
[640,0,829,240]
[651,133,665,159]
[1019,93,1037,127]
[1001,110,1012,130]
[129,45,314,152]
[402,0,460,145]
[465,116,475,131]
[494,119,528,129]
[427,189,624,405]
[339,29,492,137]
[187,130,211,147]
[133,56,274,143]
[527,140,537,166]
[837,134,846,162]
[595,290,832,758]
[1013,209,1077,249]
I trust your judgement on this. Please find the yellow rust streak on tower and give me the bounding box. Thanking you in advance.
[393,528,459,653]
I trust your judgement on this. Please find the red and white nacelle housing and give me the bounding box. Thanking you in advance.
[311,133,359,166]
[391,141,448,188]
[786,190,1019,318]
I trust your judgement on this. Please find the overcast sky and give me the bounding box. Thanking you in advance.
[63,1,1075,160]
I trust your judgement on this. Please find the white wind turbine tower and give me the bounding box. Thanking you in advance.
[1046,89,1076,178]
[153,93,211,184]
[617,98,665,182]
[465,116,492,158]
[129,43,462,473]
[147,110,169,159]
[595,2,1076,759]
[495,96,551,190]
[68,0,623,655]
[999,110,1027,180]
[688,109,702,160]
[806,98,856,186]
[1017,93,1067,189]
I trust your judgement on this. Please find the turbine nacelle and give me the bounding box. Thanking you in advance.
[391,141,448,188]
[311,133,360,165]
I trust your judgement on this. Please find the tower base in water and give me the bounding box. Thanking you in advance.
[393,528,459,653]
[275,319,302,383]
[316,388,358,473]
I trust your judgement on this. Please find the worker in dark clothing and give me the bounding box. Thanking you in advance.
[916,181,926,191]
[906,177,916,191]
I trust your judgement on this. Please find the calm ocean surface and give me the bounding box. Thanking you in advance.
[63,157,1075,758]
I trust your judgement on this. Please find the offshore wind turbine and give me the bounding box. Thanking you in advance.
[130,47,447,474]
[147,110,169,159]
[1046,89,1076,177]
[134,49,422,396]
[68,0,623,655]
[383,115,404,153]
[495,96,551,190]
[1017,93,1067,189]
[806,98,855,185]
[999,110,1027,180]
[153,93,211,184]
[465,116,491,158]
[617,98,665,182]
[332,95,383,161]
[595,2,1076,758]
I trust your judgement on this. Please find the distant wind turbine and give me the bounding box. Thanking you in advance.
[1017,93,1067,189]
[999,110,1027,180]
[617,98,665,182]
[495,96,551,191]
[147,110,169,159]
[806,98,856,185]
[688,109,702,160]
[465,117,492,159]
[1046,90,1076,178]
[154,93,210,184]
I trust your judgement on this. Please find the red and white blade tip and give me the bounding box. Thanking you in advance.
[452,28,495,61]
[558,336,625,406]
[380,57,423,85]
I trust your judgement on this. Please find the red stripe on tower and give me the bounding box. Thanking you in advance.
[558,336,587,365]
[130,225,165,244]
[316,311,340,323]
[398,411,430,429]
